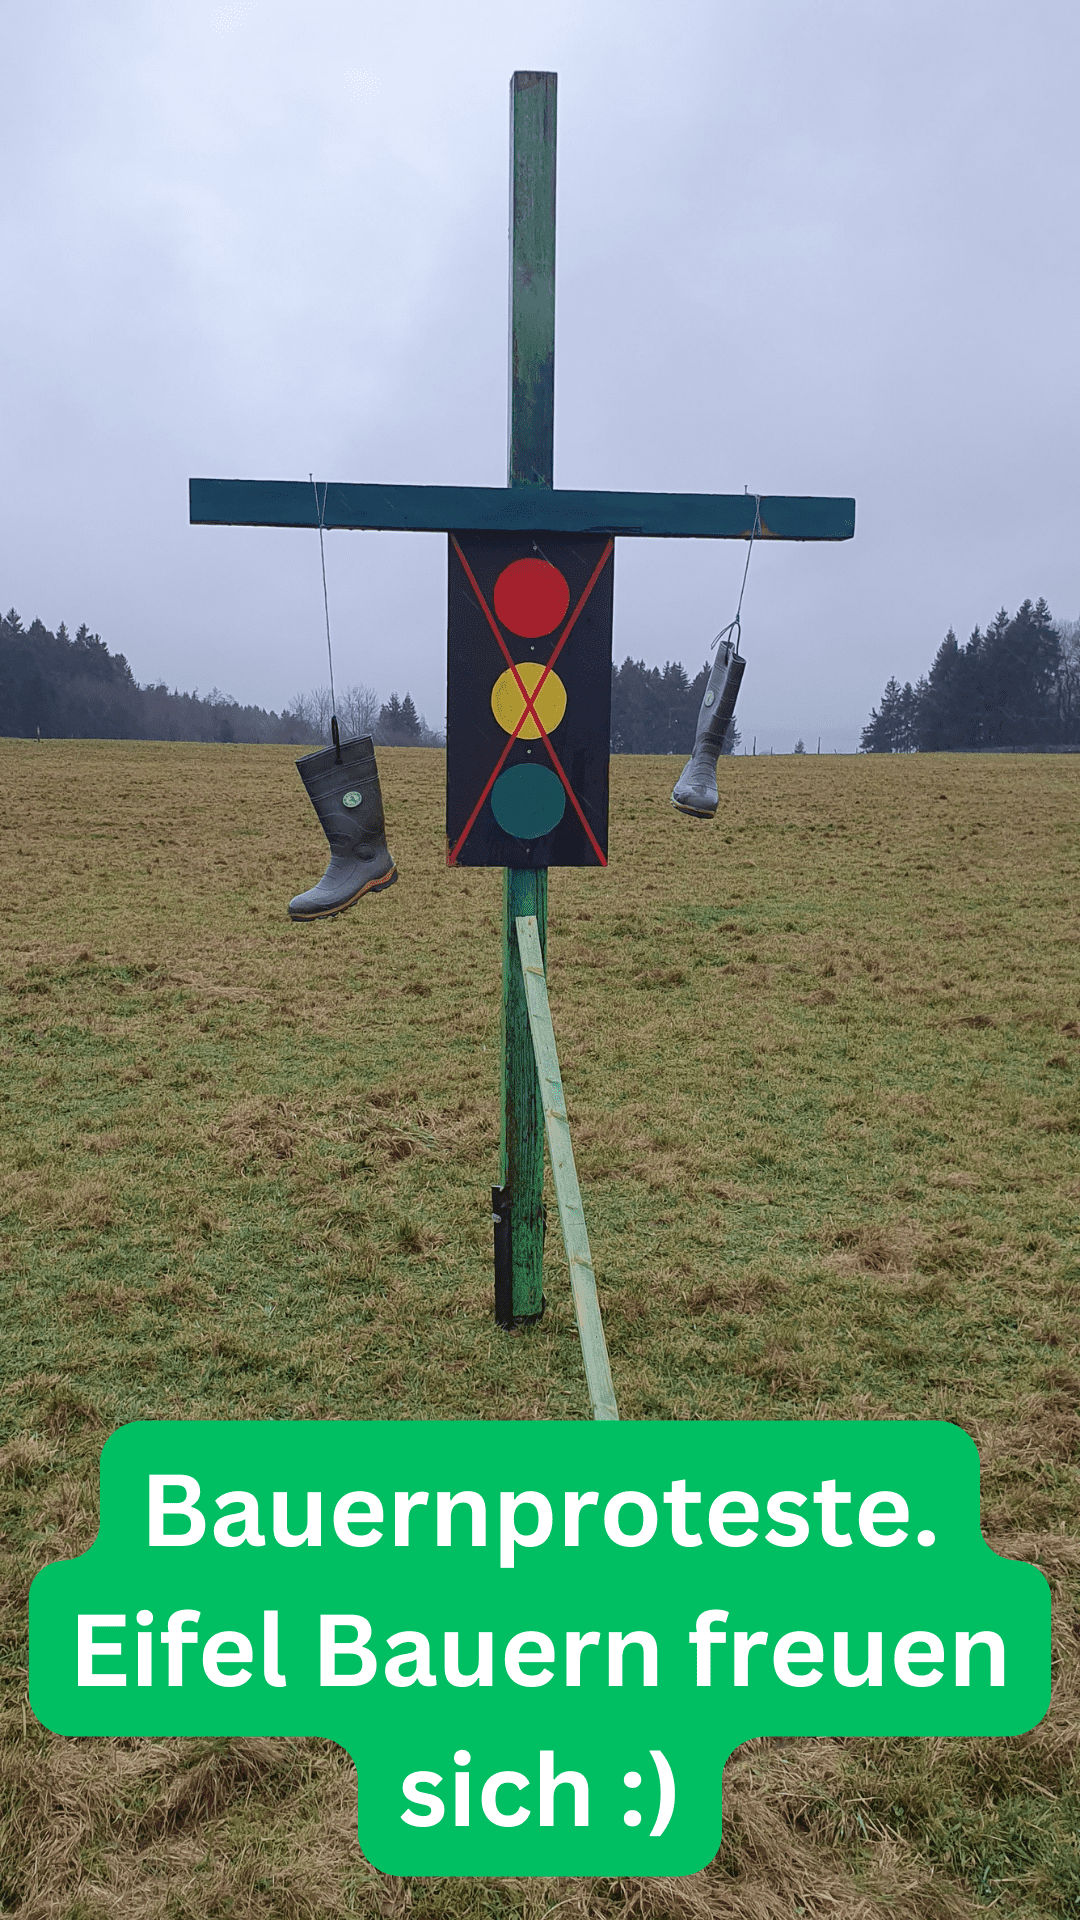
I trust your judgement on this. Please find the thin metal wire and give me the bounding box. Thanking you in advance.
[710,492,762,658]
[310,474,341,759]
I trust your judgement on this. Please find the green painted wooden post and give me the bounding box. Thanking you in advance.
[508,71,556,490]
[502,70,556,1321]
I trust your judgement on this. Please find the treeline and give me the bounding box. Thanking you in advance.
[233,660,729,753]
[862,598,1080,752]
[263,663,725,753]
[0,608,305,743]
[288,684,443,748]
[2,604,737,754]
[0,609,441,746]
[610,656,737,754]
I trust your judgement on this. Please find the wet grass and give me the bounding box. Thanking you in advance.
[1,738,1078,1916]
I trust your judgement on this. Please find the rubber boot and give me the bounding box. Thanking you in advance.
[671,640,746,818]
[288,736,397,921]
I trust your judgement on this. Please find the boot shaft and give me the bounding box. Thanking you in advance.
[693,642,745,756]
[296,735,385,853]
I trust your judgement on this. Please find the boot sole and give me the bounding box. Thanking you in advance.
[288,866,398,922]
[671,799,717,819]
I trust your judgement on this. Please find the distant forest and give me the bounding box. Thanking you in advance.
[0,609,439,747]
[610,656,737,754]
[862,598,1080,752]
[1,606,733,754]
[296,657,735,755]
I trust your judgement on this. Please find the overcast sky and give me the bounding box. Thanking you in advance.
[3,0,1078,751]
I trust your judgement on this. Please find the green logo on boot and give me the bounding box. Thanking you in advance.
[341,790,363,808]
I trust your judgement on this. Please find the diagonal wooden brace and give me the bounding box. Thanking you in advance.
[515,913,618,1421]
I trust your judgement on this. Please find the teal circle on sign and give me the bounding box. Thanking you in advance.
[490,764,566,839]
[341,790,363,809]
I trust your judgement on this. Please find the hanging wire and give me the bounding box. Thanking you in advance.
[310,472,341,761]
[710,492,762,659]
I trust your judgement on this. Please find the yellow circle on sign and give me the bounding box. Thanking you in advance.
[490,662,567,740]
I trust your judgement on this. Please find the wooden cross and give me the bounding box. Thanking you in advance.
[190,70,854,1327]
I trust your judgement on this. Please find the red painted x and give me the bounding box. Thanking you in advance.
[448,534,614,866]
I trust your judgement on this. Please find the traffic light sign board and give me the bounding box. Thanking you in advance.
[446,531,614,867]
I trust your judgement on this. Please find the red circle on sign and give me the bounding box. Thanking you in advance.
[493,558,570,638]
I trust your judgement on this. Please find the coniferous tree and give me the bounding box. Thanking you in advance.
[860,677,917,752]
[1057,618,1080,739]
[915,629,969,749]
[982,599,1060,746]
[377,693,403,737]
[398,692,422,741]
[862,599,1074,752]
[610,657,725,753]
[375,691,429,745]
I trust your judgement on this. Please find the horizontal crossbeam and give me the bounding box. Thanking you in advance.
[190,477,854,541]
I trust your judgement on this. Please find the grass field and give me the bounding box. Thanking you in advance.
[1,739,1078,1918]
